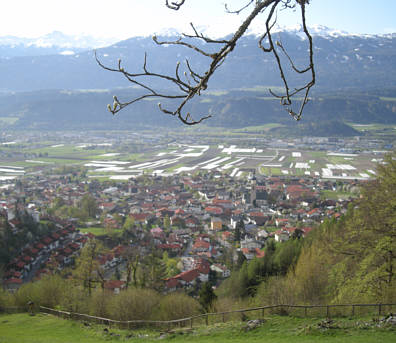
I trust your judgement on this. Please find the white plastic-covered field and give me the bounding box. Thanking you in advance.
[222,145,256,154]
[202,157,231,170]
[0,175,16,183]
[327,152,358,157]
[326,164,356,170]
[295,163,310,169]
[230,168,239,177]
[0,167,25,174]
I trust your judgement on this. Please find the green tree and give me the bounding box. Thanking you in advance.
[162,252,180,277]
[163,215,171,230]
[122,215,135,231]
[235,219,245,243]
[73,239,106,295]
[122,247,140,289]
[199,282,217,312]
[80,194,98,219]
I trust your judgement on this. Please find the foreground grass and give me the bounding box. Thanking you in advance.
[1,313,395,343]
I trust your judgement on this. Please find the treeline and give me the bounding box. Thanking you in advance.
[218,238,303,299]
[0,276,201,321]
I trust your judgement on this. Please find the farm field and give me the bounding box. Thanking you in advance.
[0,136,387,182]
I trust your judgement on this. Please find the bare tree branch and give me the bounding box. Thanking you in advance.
[225,0,255,14]
[165,0,186,11]
[97,0,315,125]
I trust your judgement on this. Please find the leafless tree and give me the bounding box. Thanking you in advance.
[96,0,314,125]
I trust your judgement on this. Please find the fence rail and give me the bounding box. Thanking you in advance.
[36,303,396,330]
[0,306,25,314]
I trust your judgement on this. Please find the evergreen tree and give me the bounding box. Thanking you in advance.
[198,282,217,312]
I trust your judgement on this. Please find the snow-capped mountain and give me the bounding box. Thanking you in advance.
[247,24,393,40]
[0,27,394,130]
[0,27,394,93]
[0,31,118,57]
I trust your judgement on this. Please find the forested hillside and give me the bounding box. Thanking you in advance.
[222,151,396,306]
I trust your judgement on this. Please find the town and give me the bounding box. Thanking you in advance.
[1,155,362,294]
[1,128,392,294]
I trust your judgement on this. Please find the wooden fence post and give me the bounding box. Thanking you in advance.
[190,318,193,329]
[326,306,330,318]
[262,308,265,318]
[352,305,355,316]
[206,314,208,326]
[378,304,382,316]
[304,306,307,317]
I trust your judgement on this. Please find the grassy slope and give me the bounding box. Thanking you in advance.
[1,313,395,343]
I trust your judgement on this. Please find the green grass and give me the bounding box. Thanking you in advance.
[32,158,82,165]
[0,117,19,125]
[349,123,396,132]
[1,313,395,343]
[328,156,350,164]
[259,167,283,176]
[380,96,396,101]
[234,123,284,133]
[166,163,185,172]
[320,190,358,200]
[78,227,106,236]
[78,227,122,236]
[0,313,130,343]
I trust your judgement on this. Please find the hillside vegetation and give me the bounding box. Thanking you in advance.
[220,151,396,306]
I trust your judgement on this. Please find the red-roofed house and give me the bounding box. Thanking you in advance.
[4,278,23,291]
[165,278,180,291]
[173,269,200,286]
[204,206,223,215]
[104,280,125,294]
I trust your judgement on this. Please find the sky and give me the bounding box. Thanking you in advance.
[0,0,395,40]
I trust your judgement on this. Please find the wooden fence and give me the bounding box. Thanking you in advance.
[0,306,25,314]
[38,303,396,330]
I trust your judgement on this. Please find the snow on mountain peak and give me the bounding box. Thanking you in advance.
[247,24,376,39]
[0,31,118,50]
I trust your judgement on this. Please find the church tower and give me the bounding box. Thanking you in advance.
[250,170,257,205]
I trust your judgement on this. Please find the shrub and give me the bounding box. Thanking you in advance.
[108,288,160,321]
[156,293,201,321]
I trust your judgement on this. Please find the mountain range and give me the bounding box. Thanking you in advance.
[0,27,395,132]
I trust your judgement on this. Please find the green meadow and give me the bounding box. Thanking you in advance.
[0,313,395,343]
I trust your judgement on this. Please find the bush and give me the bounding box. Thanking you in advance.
[0,289,14,309]
[89,289,113,318]
[108,288,160,321]
[156,293,201,320]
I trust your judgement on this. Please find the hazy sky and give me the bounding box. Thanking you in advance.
[0,0,395,39]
